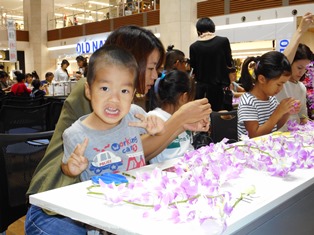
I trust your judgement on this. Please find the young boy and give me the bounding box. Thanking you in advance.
[61,45,164,181]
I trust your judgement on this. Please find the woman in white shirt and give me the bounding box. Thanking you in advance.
[54,59,70,82]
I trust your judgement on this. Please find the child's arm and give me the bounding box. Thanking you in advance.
[141,98,211,160]
[283,12,313,63]
[61,138,89,177]
[245,98,296,138]
[129,113,165,136]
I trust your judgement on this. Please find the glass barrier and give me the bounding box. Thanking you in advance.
[0,1,158,31]
[48,0,159,30]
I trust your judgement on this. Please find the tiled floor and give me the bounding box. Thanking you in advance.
[6,216,25,235]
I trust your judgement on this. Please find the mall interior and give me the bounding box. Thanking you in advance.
[0,1,314,234]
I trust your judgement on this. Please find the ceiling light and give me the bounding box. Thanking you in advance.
[88,1,111,7]
[216,17,294,30]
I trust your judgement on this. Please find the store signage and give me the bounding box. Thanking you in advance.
[76,39,106,54]
[7,19,17,62]
[278,39,289,53]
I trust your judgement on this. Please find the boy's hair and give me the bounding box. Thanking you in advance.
[240,51,291,91]
[196,17,216,36]
[45,72,54,79]
[156,70,194,107]
[87,45,138,87]
[26,73,33,78]
[31,78,41,89]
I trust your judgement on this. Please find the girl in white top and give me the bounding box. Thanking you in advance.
[54,59,70,82]
[238,51,301,139]
[147,70,195,164]
[276,13,314,130]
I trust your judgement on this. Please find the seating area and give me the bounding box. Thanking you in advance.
[0,94,65,234]
[0,95,65,133]
[0,131,54,234]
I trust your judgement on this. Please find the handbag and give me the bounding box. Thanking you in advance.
[223,87,233,111]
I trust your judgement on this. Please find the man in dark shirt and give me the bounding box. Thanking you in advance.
[190,17,233,111]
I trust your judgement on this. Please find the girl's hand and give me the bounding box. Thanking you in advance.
[66,138,89,176]
[289,99,301,115]
[298,12,314,34]
[184,117,210,132]
[129,113,165,136]
[277,98,299,115]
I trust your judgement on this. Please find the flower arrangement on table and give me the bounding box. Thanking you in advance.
[302,61,314,119]
[87,121,314,233]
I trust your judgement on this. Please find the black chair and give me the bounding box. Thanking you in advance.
[0,130,54,234]
[210,110,238,144]
[45,97,65,130]
[3,96,45,107]
[0,102,51,133]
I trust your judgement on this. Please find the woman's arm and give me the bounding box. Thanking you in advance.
[142,98,211,161]
[283,12,313,63]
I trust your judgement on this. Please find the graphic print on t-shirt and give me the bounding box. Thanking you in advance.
[89,135,145,174]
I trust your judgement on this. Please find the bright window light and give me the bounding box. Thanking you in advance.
[216,17,294,30]
[48,44,77,51]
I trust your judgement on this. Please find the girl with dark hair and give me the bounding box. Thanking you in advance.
[148,70,195,163]
[276,12,314,128]
[237,51,300,139]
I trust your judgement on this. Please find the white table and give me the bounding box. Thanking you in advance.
[29,156,314,235]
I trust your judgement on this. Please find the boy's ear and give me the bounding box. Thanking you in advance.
[84,82,91,100]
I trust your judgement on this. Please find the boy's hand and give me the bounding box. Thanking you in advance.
[129,113,165,135]
[66,138,89,176]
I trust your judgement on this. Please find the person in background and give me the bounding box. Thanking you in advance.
[0,71,11,92]
[75,55,88,80]
[237,51,301,140]
[229,67,245,97]
[30,79,46,98]
[147,70,195,164]
[148,45,188,111]
[276,12,314,129]
[31,70,40,80]
[25,73,33,89]
[25,25,211,235]
[41,72,54,95]
[54,59,70,82]
[10,71,32,96]
[190,17,233,111]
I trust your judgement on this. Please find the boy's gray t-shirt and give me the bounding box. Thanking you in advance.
[62,104,147,181]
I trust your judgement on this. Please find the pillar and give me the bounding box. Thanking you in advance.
[23,0,55,79]
[159,0,200,57]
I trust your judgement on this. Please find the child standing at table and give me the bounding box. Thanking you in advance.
[237,51,301,139]
[147,70,195,163]
[61,45,164,181]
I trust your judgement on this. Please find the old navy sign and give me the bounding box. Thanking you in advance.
[76,39,106,54]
